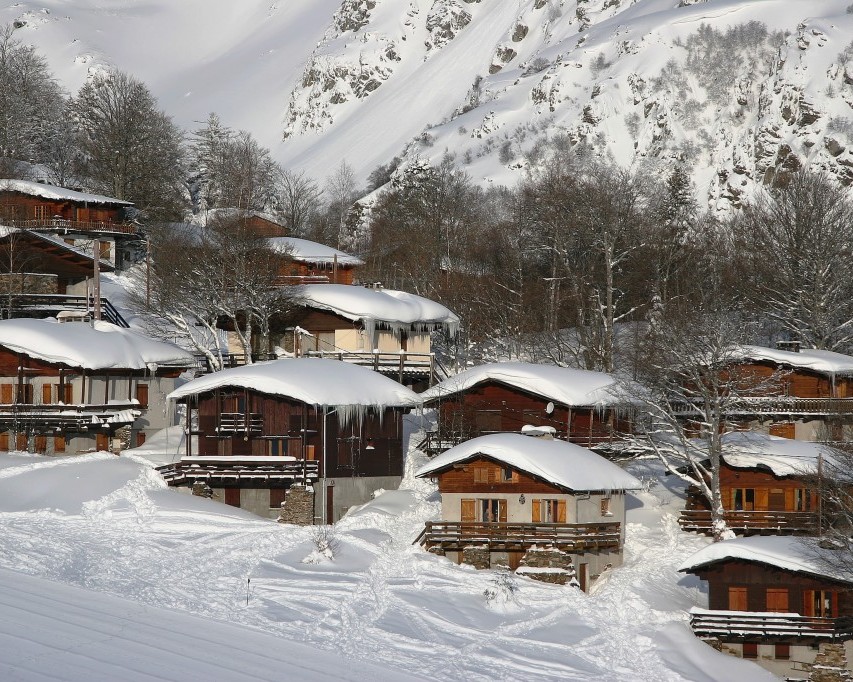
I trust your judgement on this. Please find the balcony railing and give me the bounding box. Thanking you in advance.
[679,509,819,535]
[6,218,138,235]
[0,293,130,327]
[419,430,634,457]
[217,412,263,434]
[0,402,140,430]
[158,458,319,485]
[418,521,622,552]
[689,608,853,642]
[673,396,853,417]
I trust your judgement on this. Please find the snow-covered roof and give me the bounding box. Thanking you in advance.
[295,284,460,337]
[416,433,642,492]
[737,345,853,377]
[0,319,194,370]
[199,207,283,227]
[679,536,853,584]
[0,228,115,271]
[716,432,844,478]
[168,358,421,416]
[419,362,626,406]
[267,237,364,266]
[0,179,132,206]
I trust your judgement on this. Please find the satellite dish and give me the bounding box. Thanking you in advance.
[545,401,555,415]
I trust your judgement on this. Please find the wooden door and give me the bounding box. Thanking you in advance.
[508,552,523,571]
[768,489,786,512]
[53,436,65,454]
[325,484,334,523]
[136,383,149,408]
[728,587,748,611]
[578,563,588,592]
[34,435,47,454]
[136,432,146,447]
[0,432,8,451]
[15,433,27,451]
[96,433,109,452]
[766,588,789,613]
[769,422,795,439]
[224,488,241,507]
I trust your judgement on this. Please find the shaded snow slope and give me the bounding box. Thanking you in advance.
[6,1,853,209]
[0,447,778,680]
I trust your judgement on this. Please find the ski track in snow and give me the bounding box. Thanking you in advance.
[0,445,778,681]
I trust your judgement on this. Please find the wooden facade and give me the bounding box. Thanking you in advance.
[0,191,126,225]
[277,260,356,285]
[429,381,631,451]
[680,460,821,535]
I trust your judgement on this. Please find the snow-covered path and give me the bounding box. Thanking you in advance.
[0,449,779,681]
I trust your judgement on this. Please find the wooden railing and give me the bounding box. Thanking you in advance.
[7,218,138,235]
[158,459,319,485]
[0,293,129,327]
[217,412,263,434]
[419,430,630,457]
[419,521,622,551]
[673,397,853,417]
[0,402,140,430]
[679,509,819,535]
[689,608,853,641]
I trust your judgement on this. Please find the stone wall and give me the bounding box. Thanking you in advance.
[279,484,315,525]
[808,643,853,682]
[461,544,490,570]
[516,546,577,586]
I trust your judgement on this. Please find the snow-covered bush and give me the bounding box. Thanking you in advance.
[302,526,340,564]
[483,569,520,607]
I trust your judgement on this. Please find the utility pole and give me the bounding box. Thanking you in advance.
[93,240,102,322]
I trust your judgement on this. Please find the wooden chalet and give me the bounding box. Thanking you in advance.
[0,179,139,270]
[276,284,460,388]
[202,208,288,238]
[162,358,421,522]
[681,536,853,678]
[0,318,193,455]
[268,237,363,285]
[414,433,642,589]
[418,362,636,455]
[678,344,853,444]
[679,433,839,536]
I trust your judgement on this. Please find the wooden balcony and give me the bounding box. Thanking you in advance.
[679,509,819,535]
[158,457,319,486]
[7,218,138,236]
[303,350,449,385]
[418,521,622,552]
[217,412,263,435]
[0,402,140,430]
[419,430,634,457]
[673,396,853,418]
[689,608,853,643]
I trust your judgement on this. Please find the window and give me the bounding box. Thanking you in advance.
[55,383,73,404]
[766,588,789,613]
[794,488,811,512]
[479,499,506,523]
[732,488,755,511]
[601,497,613,516]
[135,383,149,408]
[33,204,48,219]
[1,384,11,404]
[15,384,33,404]
[742,643,758,659]
[99,241,111,259]
[533,499,566,523]
[728,586,748,611]
[268,439,287,456]
[501,467,516,483]
[473,466,490,484]
[804,590,835,617]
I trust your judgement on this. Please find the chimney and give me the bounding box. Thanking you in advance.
[776,340,801,353]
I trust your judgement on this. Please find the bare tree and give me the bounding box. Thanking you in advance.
[280,168,321,236]
[326,160,357,249]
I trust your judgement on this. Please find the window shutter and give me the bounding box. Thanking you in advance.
[461,499,475,523]
[531,499,541,523]
[557,500,567,523]
[1,385,11,403]
[42,384,52,404]
[498,500,507,523]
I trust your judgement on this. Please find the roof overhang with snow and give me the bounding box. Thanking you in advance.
[168,358,421,416]
[0,179,132,206]
[419,362,628,407]
[267,237,364,267]
[0,228,115,275]
[0,318,194,371]
[679,536,853,584]
[716,432,845,479]
[735,345,853,377]
[295,284,460,337]
[415,433,642,492]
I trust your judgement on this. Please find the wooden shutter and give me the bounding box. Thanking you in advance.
[768,489,786,512]
[498,500,507,523]
[461,499,475,523]
[58,384,72,403]
[557,500,567,523]
[136,383,149,408]
[42,384,52,404]
[34,435,47,454]
[766,588,789,613]
[531,499,541,523]
[136,432,146,447]
[728,587,748,611]
[53,436,65,454]
[1,384,11,403]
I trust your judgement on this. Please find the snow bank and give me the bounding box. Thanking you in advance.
[738,345,853,376]
[0,318,194,370]
[416,433,642,492]
[295,284,460,337]
[169,358,421,417]
[420,362,627,406]
[0,179,131,205]
[268,237,364,266]
[679,535,853,583]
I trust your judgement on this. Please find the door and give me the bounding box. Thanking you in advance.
[479,499,506,523]
[769,422,795,439]
[768,489,786,512]
[578,563,588,592]
[326,484,334,523]
[728,586,748,611]
[96,433,109,452]
[224,488,241,507]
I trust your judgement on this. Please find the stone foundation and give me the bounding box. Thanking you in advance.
[278,484,315,526]
[191,482,213,498]
[461,544,490,570]
[516,546,577,586]
[808,643,853,682]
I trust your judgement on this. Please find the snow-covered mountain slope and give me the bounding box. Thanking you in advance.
[5,0,853,210]
[0,439,777,681]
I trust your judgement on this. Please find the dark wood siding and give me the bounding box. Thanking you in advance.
[438,456,569,495]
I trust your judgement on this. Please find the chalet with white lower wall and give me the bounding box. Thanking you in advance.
[0,318,193,454]
[163,358,421,522]
[415,432,641,590]
[680,536,853,679]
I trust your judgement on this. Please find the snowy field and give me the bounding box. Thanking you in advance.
[0,434,778,681]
